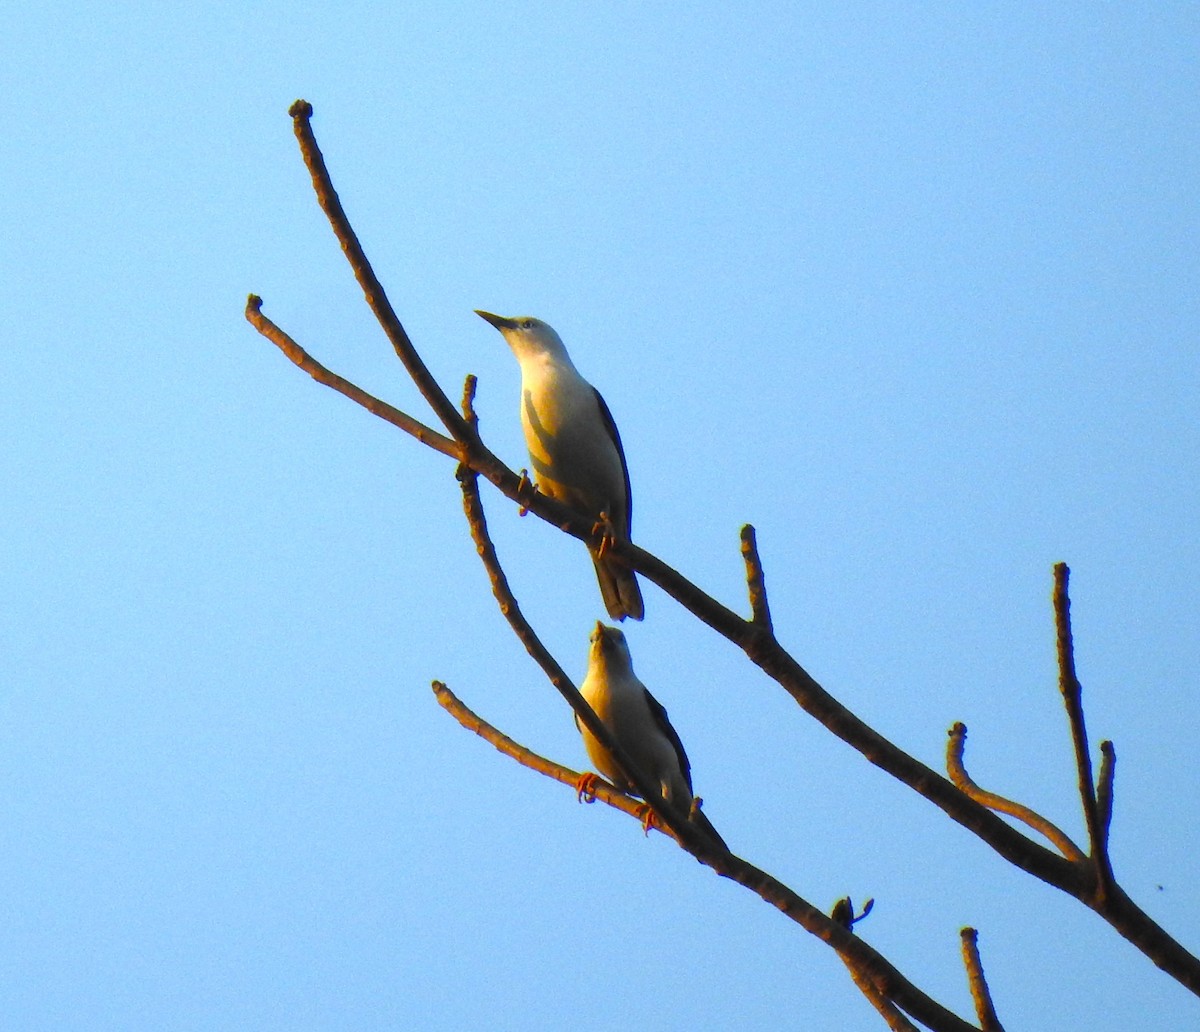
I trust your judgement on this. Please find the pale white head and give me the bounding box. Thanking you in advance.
[475,310,571,364]
[589,621,633,671]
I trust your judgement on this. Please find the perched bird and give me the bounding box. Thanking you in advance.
[475,310,644,621]
[575,622,725,850]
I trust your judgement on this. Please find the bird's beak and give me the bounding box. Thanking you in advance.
[475,310,517,331]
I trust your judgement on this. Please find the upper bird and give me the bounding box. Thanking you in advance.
[576,622,725,850]
[476,310,644,621]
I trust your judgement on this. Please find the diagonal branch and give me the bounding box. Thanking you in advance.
[454,455,718,856]
[246,295,459,458]
[431,680,671,835]
[286,100,472,446]
[432,680,984,1032]
[946,722,1085,862]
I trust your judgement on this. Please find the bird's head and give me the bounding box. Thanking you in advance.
[588,621,632,670]
[475,310,568,362]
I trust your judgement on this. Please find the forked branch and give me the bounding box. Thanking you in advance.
[247,98,1200,1001]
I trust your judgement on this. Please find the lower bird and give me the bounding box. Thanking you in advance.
[575,622,725,850]
[475,310,644,621]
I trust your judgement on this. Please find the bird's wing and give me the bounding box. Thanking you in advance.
[643,689,693,795]
[592,387,633,537]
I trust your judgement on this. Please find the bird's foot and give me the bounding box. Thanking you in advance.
[592,511,617,559]
[575,772,602,804]
[637,803,657,836]
[516,469,536,516]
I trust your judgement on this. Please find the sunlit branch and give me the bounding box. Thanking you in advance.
[431,680,672,835]
[433,682,983,1032]
[960,929,1004,1032]
[740,524,773,633]
[1053,563,1115,900]
[250,97,1200,999]
[286,100,472,447]
[245,295,458,458]
[453,455,714,855]
[946,722,1085,862]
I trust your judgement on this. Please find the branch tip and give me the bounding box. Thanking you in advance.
[960,928,1004,1032]
[739,523,773,633]
[289,98,313,119]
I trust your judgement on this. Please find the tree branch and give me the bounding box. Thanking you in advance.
[454,453,723,856]
[1053,563,1115,901]
[286,100,473,447]
[946,722,1085,862]
[245,294,458,459]
[248,97,1200,999]
[431,680,671,835]
[432,681,985,1032]
[960,928,1004,1032]
[740,524,773,633]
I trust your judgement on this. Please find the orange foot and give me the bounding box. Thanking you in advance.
[516,470,535,516]
[575,772,602,803]
[636,803,658,836]
[592,511,616,559]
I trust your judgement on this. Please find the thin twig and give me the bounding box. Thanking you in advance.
[1097,740,1116,850]
[960,929,1005,1032]
[245,295,458,458]
[946,723,1086,862]
[1054,563,1115,900]
[431,680,677,836]
[740,524,773,633]
[287,100,472,446]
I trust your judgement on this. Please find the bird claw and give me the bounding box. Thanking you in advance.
[575,772,602,804]
[637,803,657,836]
[592,512,617,559]
[516,469,536,517]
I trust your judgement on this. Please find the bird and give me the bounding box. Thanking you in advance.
[475,310,644,621]
[575,622,726,850]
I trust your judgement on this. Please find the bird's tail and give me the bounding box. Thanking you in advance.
[592,552,644,621]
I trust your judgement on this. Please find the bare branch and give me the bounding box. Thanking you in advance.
[831,900,919,1032]
[454,461,720,855]
[946,722,1086,863]
[245,295,458,459]
[251,100,1200,997]
[286,100,472,446]
[1054,563,1115,899]
[740,524,773,633]
[1097,740,1116,849]
[960,928,1005,1032]
[431,680,672,835]
[433,681,984,1032]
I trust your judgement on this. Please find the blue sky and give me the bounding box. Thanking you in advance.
[3,3,1197,1029]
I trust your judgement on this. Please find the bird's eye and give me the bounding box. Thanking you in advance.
[522,319,534,329]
